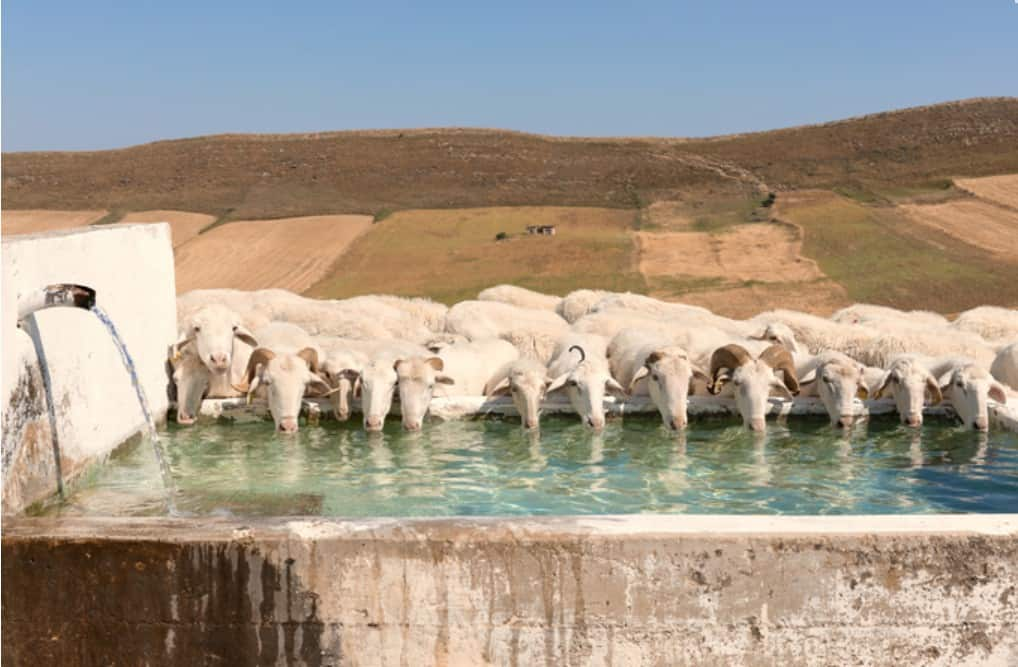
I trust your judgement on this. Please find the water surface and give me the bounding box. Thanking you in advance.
[36,416,1018,517]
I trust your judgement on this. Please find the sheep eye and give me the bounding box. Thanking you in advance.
[232,325,238,332]
[193,325,201,333]
[567,380,578,388]
[652,374,660,382]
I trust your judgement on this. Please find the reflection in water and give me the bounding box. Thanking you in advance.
[34,415,1018,518]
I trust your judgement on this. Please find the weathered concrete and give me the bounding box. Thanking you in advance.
[3,515,1017,666]
[2,224,177,513]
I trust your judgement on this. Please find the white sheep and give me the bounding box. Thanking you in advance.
[545,333,625,430]
[236,322,330,433]
[708,344,799,431]
[925,357,1008,431]
[951,306,1018,343]
[871,355,943,427]
[171,304,259,424]
[477,284,561,311]
[358,342,431,432]
[434,338,520,396]
[556,289,617,323]
[990,342,1018,392]
[796,351,872,428]
[446,300,568,364]
[608,328,709,430]
[831,303,949,328]
[485,358,554,430]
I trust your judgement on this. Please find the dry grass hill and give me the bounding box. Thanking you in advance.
[3,97,1017,314]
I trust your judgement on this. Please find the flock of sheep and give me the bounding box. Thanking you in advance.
[170,285,1018,435]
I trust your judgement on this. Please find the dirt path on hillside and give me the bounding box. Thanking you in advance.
[955,174,1018,210]
[174,214,373,294]
[1,209,107,236]
[120,210,216,248]
[899,199,1018,261]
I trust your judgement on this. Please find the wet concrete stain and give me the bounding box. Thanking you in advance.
[2,537,335,666]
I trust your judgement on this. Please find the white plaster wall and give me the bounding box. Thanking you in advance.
[2,223,177,507]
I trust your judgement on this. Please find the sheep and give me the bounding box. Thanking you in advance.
[796,351,871,428]
[179,288,436,342]
[393,356,455,431]
[445,300,568,364]
[358,342,431,432]
[485,358,554,430]
[315,337,372,421]
[751,309,880,361]
[556,289,616,323]
[337,295,448,333]
[608,329,709,431]
[752,309,994,368]
[232,322,330,433]
[991,342,1018,392]
[951,306,1018,343]
[478,284,561,312]
[870,355,943,428]
[171,304,259,424]
[708,344,799,431]
[432,338,520,397]
[545,334,625,430]
[831,303,949,328]
[926,357,1008,431]
[589,293,714,321]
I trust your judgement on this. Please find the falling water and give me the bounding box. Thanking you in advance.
[90,305,177,514]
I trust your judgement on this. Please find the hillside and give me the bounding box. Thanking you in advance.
[4,98,1017,222]
[3,98,1017,314]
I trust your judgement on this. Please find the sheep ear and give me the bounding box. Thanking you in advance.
[546,373,570,394]
[306,375,331,396]
[353,378,363,399]
[486,377,511,397]
[989,383,1007,404]
[426,357,445,372]
[606,376,626,396]
[628,366,650,393]
[855,384,869,400]
[436,375,455,385]
[925,376,943,405]
[872,371,893,400]
[233,327,258,347]
[799,368,818,388]
[246,372,263,405]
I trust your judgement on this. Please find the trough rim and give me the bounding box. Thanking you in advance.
[5,513,1018,542]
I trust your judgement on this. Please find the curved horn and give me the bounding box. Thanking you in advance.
[569,345,586,363]
[243,348,276,385]
[759,344,800,395]
[709,344,752,377]
[708,344,751,394]
[296,347,319,373]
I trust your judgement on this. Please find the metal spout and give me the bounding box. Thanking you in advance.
[17,284,96,322]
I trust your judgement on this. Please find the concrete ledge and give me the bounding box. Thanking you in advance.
[191,394,1018,432]
[4,515,1017,665]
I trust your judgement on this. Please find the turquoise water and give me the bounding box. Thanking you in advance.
[36,417,1018,517]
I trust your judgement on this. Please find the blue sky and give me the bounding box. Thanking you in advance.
[3,1,1016,151]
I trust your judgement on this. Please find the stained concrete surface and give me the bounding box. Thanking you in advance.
[4,515,1017,666]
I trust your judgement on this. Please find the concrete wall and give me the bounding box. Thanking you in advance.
[3,515,1016,666]
[2,223,176,512]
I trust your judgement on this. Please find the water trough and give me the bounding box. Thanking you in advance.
[3,224,1017,665]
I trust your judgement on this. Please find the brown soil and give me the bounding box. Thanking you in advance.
[898,199,1018,260]
[119,210,216,248]
[174,215,372,294]
[1,209,107,236]
[955,174,1018,210]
